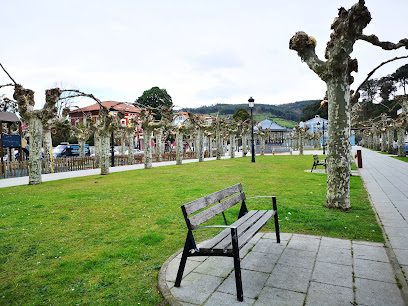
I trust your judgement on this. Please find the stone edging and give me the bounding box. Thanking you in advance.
[158,249,184,306]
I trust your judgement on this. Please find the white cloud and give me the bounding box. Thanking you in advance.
[0,0,407,111]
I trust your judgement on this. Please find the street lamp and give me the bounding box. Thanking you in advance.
[248,97,255,162]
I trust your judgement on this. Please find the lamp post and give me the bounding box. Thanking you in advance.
[248,97,255,162]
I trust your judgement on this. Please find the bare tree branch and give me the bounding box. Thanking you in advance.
[0,63,17,85]
[358,34,408,50]
[0,83,14,89]
[351,55,408,103]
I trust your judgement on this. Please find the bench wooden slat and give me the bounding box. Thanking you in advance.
[183,183,243,216]
[188,192,246,229]
[213,210,274,252]
[197,210,258,252]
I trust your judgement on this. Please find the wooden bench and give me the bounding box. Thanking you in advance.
[174,183,280,301]
[311,154,326,172]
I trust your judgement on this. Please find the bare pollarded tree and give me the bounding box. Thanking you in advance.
[138,105,173,169]
[289,0,408,210]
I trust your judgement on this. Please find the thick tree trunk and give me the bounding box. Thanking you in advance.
[156,128,163,162]
[79,138,86,158]
[100,133,110,175]
[42,127,53,174]
[387,128,393,154]
[397,128,406,157]
[198,130,204,162]
[208,136,212,158]
[144,130,152,169]
[128,130,135,165]
[216,129,222,160]
[176,131,183,165]
[326,77,351,210]
[94,131,101,168]
[381,131,387,152]
[28,117,43,185]
[230,135,235,158]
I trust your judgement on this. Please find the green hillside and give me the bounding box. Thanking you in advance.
[182,100,319,123]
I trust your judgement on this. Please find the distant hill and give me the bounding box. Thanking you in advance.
[182,100,319,123]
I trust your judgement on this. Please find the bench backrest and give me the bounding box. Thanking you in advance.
[181,183,246,230]
[313,154,319,162]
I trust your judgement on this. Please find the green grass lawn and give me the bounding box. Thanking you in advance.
[0,156,382,305]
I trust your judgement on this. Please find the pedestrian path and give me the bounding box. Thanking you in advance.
[352,146,408,294]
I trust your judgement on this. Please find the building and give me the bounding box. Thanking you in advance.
[69,101,141,127]
[172,111,214,127]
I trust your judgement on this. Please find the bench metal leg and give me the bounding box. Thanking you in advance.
[231,228,243,301]
[272,197,281,244]
[175,230,194,287]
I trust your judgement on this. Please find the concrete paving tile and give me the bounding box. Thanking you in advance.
[265,264,312,293]
[176,253,208,262]
[305,282,354,306]
[241,250,278,273]
[217,269,268,299]
[355,277,405,306]
[352,240,383,247]
[170,272,223,305]
[389,236,408,250]
[286,235,320,253]
[320,237,351,250]
[292,233,321,239]
[254,287,305,306]
[393,248,408,265]
[166,256,202,282]
[311,261,353,288]
[278,248,316,269]
[354,258,396,283]
[252,238,286,255]
[316,245,352,266]
[383,226,408,238]
[352,243,389,262]
[204,291,255,305]
[194,257,234,278]
[263,232,292,241]
[381,218,408,228]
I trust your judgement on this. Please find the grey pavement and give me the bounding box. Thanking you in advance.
[158,147,408,305]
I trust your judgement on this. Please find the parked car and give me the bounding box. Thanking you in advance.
[53,143,90,158]
[90,148,120,157]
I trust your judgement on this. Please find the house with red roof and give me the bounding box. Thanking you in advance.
[69,101,141,128]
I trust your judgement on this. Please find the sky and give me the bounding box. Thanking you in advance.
[0,0,407,110]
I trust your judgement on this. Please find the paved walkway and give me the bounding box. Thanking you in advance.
[158,147,408,305]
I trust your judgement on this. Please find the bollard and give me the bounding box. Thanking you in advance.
[356,149,362,168]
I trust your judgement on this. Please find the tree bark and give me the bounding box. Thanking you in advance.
[397,128,406,157]
[326,76,351,210]
[94,130,101,168]
[198,129,204,162]
[78,138,86,158]
[298,133,304,155]
[155,128,163,162]
[28,117,43,184]
[230,134,235,158]
[100,132,110,175]
[128,130,135,165]
[387,127,393,154]
[176,131,183,165]
[42,127,53,174]
[216,128,222,160]
[144,130,153,169]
